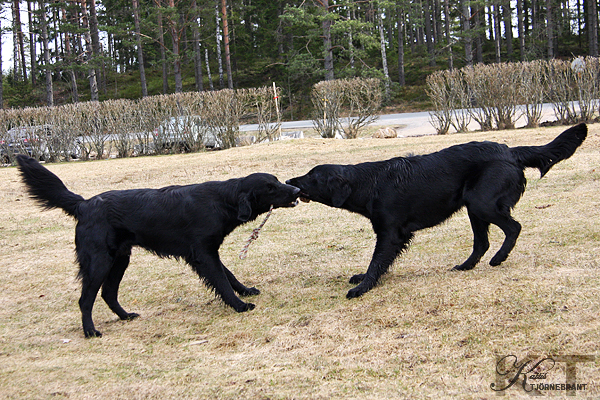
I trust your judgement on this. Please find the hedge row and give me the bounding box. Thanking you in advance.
[426,58,600,134]
[0,87,280,164]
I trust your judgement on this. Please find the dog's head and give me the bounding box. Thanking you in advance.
[237,173,300,221]
[286,165,351,208]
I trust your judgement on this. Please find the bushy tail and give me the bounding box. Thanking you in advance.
[510,123,587,177]
[16,155,84,218]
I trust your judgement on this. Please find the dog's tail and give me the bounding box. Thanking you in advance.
[16,155,84,218]
[510,123,587,177]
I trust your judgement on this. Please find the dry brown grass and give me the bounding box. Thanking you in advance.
[0,125,599,399]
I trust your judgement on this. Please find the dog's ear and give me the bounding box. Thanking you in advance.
[238,194,252,221]
[329,175,351,207]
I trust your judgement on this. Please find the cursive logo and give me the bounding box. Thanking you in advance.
[491,354,594,396]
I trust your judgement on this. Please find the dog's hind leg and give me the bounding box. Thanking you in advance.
[221,263,260,296]
[452,211,490,271]
[188,251,255,312]
[460,162,525,268]
[347,230,412,299]
[101,250,140,321]
[489,216,522,266]
[77,253,113,338]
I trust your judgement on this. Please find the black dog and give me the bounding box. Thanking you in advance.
[17,155,300,337]
[287,124,587,299]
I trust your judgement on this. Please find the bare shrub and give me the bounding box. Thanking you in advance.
[343,77,382,139]
[572,57,600,122]
[252,86,281,143]
[73,101,113,159]
[150,94,186,154]
[311,80,344,138]
[44,105,82,161]
[102,99,137,158]
[519,60,546,128]
[546,59,579,124]
[0,109,24,164]
[483,63,522,130]
[427,70,472,134]
[172,92,207,153]
[447,69,472,133]
[135,95,174,155]
[201,88,250,149]
[463,65,494,131]
[426,71,452,135]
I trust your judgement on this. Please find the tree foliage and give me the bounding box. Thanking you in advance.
[0,0,597,111]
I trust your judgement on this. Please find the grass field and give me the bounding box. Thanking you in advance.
[0,124,599,399]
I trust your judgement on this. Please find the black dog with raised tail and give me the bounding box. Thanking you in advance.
[287,124,587,299]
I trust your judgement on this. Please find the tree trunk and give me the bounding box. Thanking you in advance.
[167,0,183,93]
[474,5,483,63]
[0,19,3,109]
[155,0,169,94]
[205,47,214,90]
[132,0,148,97]
[27,1,37,87]
[377,6,390,97]
[434,0,442,41]
[589,0,598,57]
[40,0,53,106]
[546,0,554,59]
[61,4,78,102]
[517,0,525,60]
[424,0,436,67]
[191,0,203,91]
[397,5,405,85]
[322,0,334,81]
[12,0,27,81]
[88,0,106,94]
[444,0,453,70]
[462,0,473,66]
[493,3,501,63]
[220,0,233,89]
[80,0,99,101]
[348,10,354,70]
[215,3,224,88]
[503,0,513,60]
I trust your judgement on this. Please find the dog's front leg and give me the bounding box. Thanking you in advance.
[347,230,412,299]
[188,252,255,312]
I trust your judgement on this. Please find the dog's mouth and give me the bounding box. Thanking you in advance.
[275,199,299,208]
[298,191,311,203]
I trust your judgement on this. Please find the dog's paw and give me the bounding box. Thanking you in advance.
[451,264,474,271]
[122,312,140,320]
[235,302,256,312]
[489,256,505,266]
[346,286,368,299]
[349,274,365,284]
[241,287,260,297]
[84,328,103,338]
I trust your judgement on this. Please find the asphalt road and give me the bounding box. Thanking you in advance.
[242,103,560,137]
